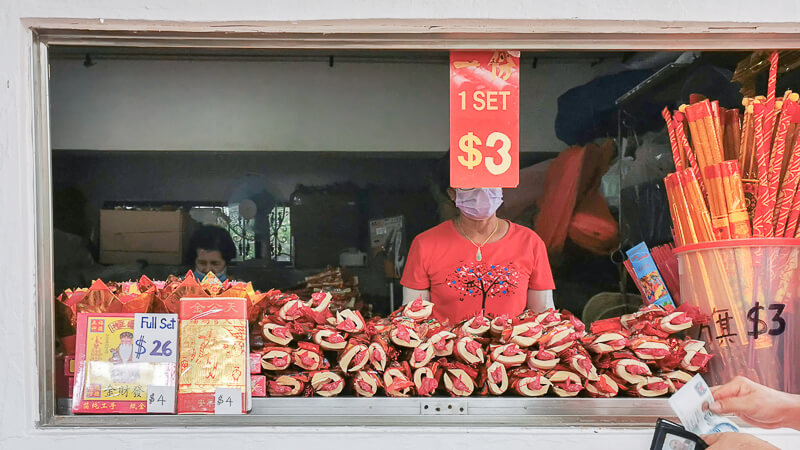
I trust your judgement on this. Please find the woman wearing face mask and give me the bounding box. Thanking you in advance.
[401,180,555,324]
[186,225,237,282]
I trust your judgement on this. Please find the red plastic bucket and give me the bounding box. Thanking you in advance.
[674,238,800,393]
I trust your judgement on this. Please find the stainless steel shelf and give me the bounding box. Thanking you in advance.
[51,397,677,428]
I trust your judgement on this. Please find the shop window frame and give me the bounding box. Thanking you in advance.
[30,23,800,428]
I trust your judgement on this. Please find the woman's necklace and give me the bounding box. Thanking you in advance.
[455,217,499,261]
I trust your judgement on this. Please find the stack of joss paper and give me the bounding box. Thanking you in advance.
[57,271,270,328]
[663,51,800,243]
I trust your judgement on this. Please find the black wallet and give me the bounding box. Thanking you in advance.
[650,418,709,450]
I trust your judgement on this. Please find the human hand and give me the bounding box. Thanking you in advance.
[702,432,779,449]
[710,376,800,430]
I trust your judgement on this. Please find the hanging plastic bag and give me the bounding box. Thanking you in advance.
[601,156,634,210]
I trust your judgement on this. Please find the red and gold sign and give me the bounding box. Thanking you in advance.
[177,297,248,414]
[450,50,520,188]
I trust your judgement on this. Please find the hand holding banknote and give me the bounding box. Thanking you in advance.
[710,376,800,430]
[668,374,740,435]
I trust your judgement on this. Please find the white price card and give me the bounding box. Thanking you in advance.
[214,388,243,415]
[146,385,176,414]
[133,313,178,363]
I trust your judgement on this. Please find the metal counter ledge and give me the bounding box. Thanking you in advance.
[52,397,679,427]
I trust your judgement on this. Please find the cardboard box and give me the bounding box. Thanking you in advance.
[100,209,188,265]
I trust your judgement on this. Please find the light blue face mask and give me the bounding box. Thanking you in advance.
[194,270,227,283]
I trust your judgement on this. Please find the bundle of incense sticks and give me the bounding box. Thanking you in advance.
[721,108,741,162]
[663,53,800,394]
[664,51,800,241]
[664,169,714,246]
[739,98,759,218]
[749,93,800,237]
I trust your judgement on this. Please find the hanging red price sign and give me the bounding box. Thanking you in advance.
[450,50,520,188]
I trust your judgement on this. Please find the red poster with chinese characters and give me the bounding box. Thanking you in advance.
[72,313,177,414]
[177,297,249,414]
[450,50,520,188]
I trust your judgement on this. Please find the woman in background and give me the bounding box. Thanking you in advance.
[187,225,237,282]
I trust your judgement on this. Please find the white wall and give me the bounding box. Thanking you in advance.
[4,1,800,449]
[49,56,599,153]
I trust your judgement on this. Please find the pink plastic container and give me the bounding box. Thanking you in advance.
[674,238,800,393]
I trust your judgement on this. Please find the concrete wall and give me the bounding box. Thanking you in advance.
[3,1,800,449]
[49,56,601,153]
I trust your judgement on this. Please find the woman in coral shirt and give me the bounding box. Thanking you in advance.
[401,186,555,324]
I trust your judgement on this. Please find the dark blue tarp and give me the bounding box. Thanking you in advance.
[555,69,654,146]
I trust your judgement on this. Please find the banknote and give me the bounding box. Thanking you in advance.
[668,374,740,435]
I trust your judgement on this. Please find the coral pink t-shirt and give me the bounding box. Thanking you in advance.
[401,220,555,324]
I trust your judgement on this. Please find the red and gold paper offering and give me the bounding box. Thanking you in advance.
[177,297,249,414]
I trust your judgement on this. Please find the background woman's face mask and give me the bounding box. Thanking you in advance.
[455,188,504,220]
[194,269,227,282]
[194,248,227,281]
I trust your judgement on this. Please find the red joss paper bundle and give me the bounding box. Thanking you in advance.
[249,291,709,398]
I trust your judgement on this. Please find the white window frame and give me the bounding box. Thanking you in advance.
[30,21,800,428]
